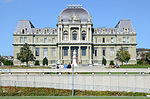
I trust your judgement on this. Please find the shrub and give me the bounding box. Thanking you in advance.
[43,57,48,66]
[109,61,114,65]
[137,60,143,65]
[3,59,13,66]
[0,86,148,96]
[34,60,40,65]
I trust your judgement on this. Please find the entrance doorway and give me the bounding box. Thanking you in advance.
[71,47,78,64]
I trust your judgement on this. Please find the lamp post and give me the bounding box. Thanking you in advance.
[72,64,74,96]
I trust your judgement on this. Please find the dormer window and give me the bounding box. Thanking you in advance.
[47,29,49,33]
[52,30,55,34]
[44,30,47,34]
[123,28,129,32]
[82,31,86,40]
[111,30,113,34]
[22,29,25,34]
[39,29,41,33]
[36,30,38,34]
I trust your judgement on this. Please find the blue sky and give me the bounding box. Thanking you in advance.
[0,0,150,56]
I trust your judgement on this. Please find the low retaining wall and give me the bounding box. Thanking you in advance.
[0,74,150,93]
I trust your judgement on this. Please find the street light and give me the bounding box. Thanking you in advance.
[72,64,74,96]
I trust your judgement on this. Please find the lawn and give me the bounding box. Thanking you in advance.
[0,66,51,69]
[0,97,149,99]
[119,64,150,68]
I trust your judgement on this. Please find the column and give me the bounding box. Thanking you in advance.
[61,46,63,63]
[58,26,60,42]
[69,26,70,41]
[90,26,92,42]
[87,46,89,60]
[57,46,60,64]
[61,26,62,42]
[78,46,81,64]
[69,46,71,61]
[87,26,89,42]
[79,26,81,41]
[89,45,93,66]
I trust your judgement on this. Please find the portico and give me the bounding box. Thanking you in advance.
[57,44,93,65]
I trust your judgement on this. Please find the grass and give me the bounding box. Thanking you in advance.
[0,96,149,99]
[0,66,51,69]
[119,64,150,68]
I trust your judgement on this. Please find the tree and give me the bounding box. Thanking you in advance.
[116,47,131,65]
[17,43,35,66]
[102,57,107,65]
[144,51,150,64]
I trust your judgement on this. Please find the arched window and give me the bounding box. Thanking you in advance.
[63,31,68,41]
[72,30,77,40]
[82,31,86,40]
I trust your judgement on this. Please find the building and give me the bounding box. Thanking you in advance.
[136,48,150,60]
[13,5,137,66]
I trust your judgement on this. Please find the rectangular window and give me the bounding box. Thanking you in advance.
[102,38,105,43]
[35,48,40,56]
[82,47,86,56]
[111,37,114,43]
[36,37,39,43]
[95,37,98,43]
[44,38,47,43]
[51,48,56,57]
[64,47,68,56]
[94,60,98,64]
[43,48,48,58]
[110,47,114,56]
[24,37,27,43]
[102,48,106,56]
[51,60,56,64]
[94,48,98,56]
[52,38,55,43]
[20,37,23,43]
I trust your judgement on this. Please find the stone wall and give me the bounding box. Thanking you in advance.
[0,74,150,93]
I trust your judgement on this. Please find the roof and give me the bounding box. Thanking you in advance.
[59,5,91,22]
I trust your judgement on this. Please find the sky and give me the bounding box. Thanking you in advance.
[0,0,150,56]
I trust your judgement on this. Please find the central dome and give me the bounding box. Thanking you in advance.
[59,5,91,22]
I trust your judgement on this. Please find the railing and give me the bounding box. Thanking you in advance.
[0,68,150,74]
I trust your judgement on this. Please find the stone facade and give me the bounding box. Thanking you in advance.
[13,5,137,66]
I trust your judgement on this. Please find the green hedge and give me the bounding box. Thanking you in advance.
[0,86,148,96]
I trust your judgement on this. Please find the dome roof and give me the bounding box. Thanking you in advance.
[59,5,91,22]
